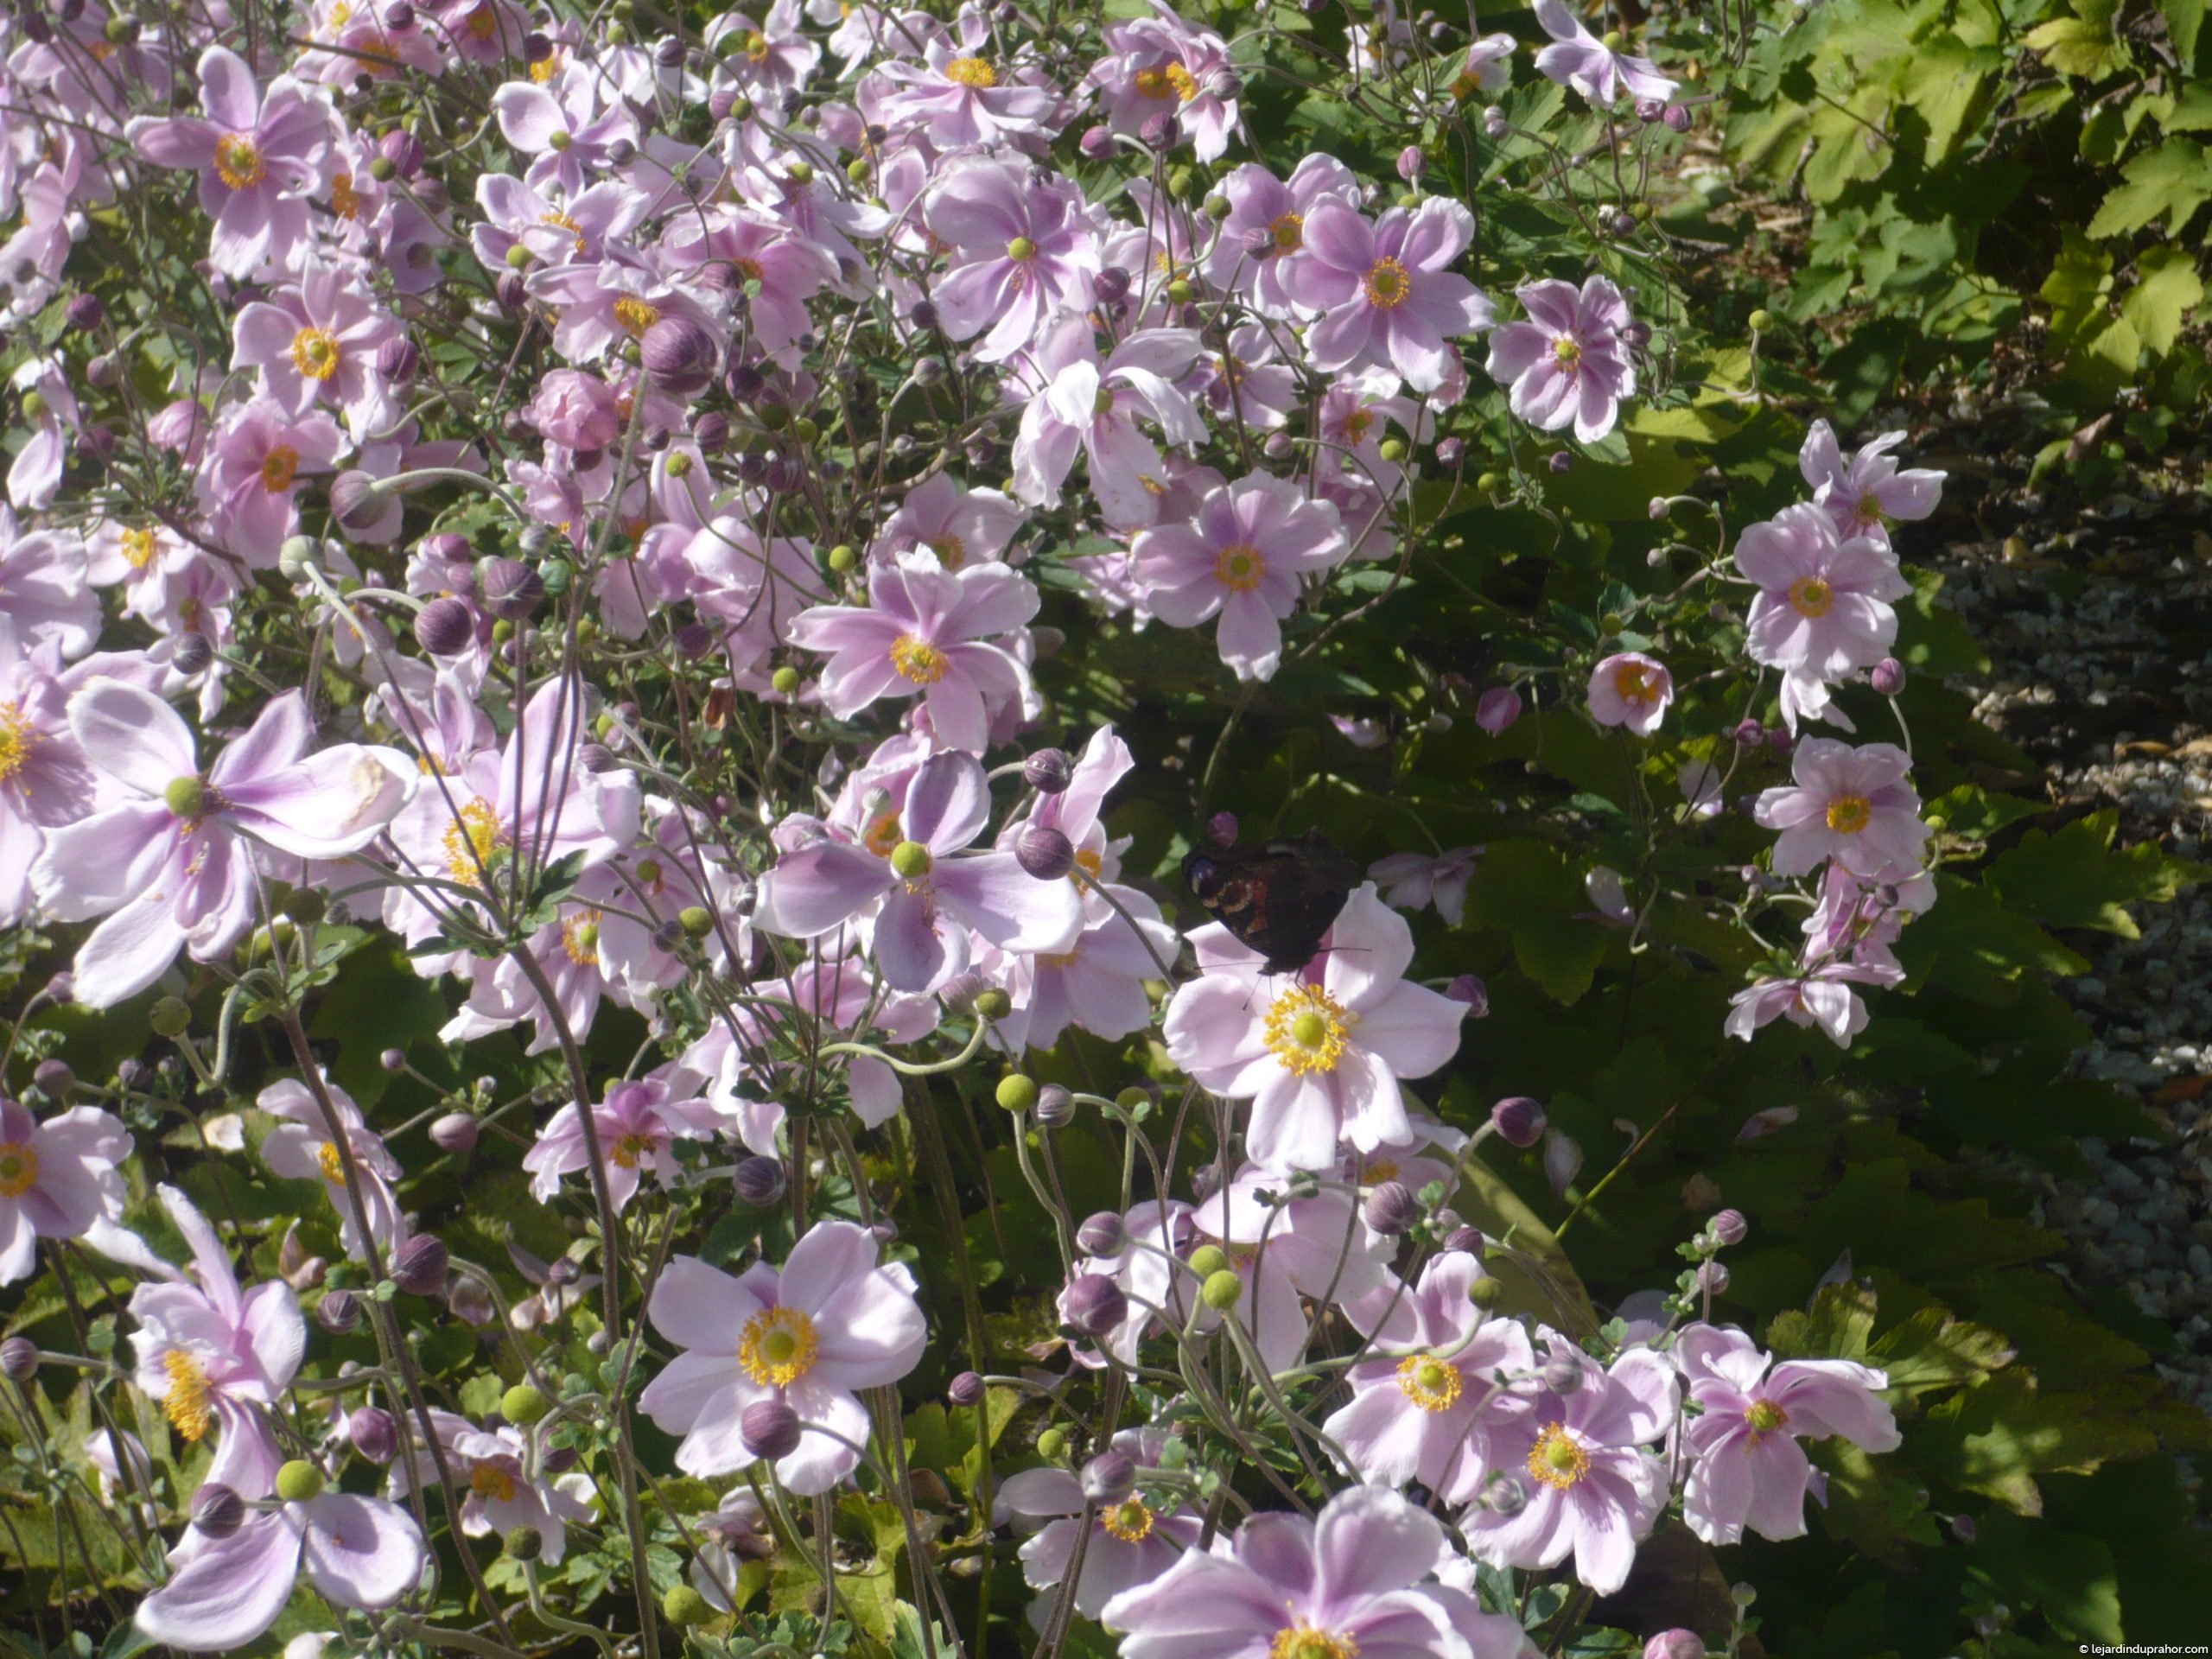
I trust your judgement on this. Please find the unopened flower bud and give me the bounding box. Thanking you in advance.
[449,1274,496,1325]
[1016,824,1075,880]
[1636,97,1664,123]
[1059,1273,1128,1339]
[496,270,527,311]
[1079,124,1113,159]
[1034,1084,1075,1128]
[1643,1630,1704,1659]
[1950,1513,1977,1542]
[641,315,718,395]
[948,1371,986,1408]
[1022,747,1073,794]
[741,1398,803,1459]
[429,1112,478,1154]
[391,1234,449,1296]
[1695,1260,1730,1295]
[1732,717,1764,748]
[377,336,419,384]
[1077,1211,1128,1257]
[0,1337,37,1381]
[31,1058,73,1098]
[413,595,475,658]
[479,557,543,621]
[1082,1450,1136,1503]
[1483,106,1508,138]
[1871,657,1905,696]
[327,469,385,533]
[1363,1179,1421,1236]
[1205,810,1238,847]
[1491,1096,1546,1147]
[317,1288,362,1335]
[349,1406,398,1465]
[171,632,215,676]
[66,293,105,332]
[1707,1209,1748,1247]
[1139,111,1178,148]
[504,1525,543,1560]
[1434,435,1466,468]
[1395,145,1426,181]
[1663,103,1693,133]
[1475,685,1522,734]
[193,1483,246,1538]
[734,1155,786,1208]
[1548,450,1573,474]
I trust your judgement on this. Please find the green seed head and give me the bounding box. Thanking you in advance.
[995,1074,1039,1114]
[1200,1268,1243,1310]
[275,1459,325,1503]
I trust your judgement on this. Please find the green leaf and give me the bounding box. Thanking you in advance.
[2163,0,2205,60]
[2024,9,2130,78]
[2120,245,2205,357]
[1985,811,2207,937]
[1867,1305,2017,1393]
[1459,841,1611,1003]
[1766,1281,1878,1363]
[2085,138,2211,238]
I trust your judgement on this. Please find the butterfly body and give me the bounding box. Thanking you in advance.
[1182,829,1360,976]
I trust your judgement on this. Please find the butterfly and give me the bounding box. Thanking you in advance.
[1182,828,1360,976]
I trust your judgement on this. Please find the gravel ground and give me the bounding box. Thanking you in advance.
[1923,465,2212,1413]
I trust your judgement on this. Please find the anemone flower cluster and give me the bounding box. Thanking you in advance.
[0,0,1929,1654]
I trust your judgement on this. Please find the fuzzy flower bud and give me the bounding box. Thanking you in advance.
[948,1371,986,1408]
[0,1337,36,1381]
[1491,1096,1547,1147]
[1082,1450,1137,1503]
[478,558,543,620]
[1016,825,1076,880]
[1871,657,1906,696]
[1362,1179,1421,1236]
[429,1112,479,1154]
[1077,1211,1128,1257]
[349,1406,398,1465]
[641,315,719,395]
[192,1483,246,1538]
[1022,747,1074,793]
[741,1398,803,1459]
[734,1155,786,1208]
[1058,1273,1128,1340]
[390,1234,449,1297]
[414,596,476,658]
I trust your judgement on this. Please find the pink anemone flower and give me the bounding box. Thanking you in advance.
[0,1096,133,1284]
[1484,276,1639,443]
[639,1219,928,1494]
[1754,737,1929,880]
[124,46,339,277]
[1283,199,1494,395]
[1162,884,1465,1172]
[1677,1323,1900,1544]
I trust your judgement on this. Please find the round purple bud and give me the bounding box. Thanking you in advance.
[641,315,718,396]
[948,1371,987,1408]
[1766,726,1794,756]
[317,1288,362,1335]
[741,1399,803,1459]
[1548,450,1573,475]
[377,336,420,384]
[327,469,385,532]
[693,411,730,452]
[675,621,716,660]
[478,557,543,620]
[1077,1211,1128,1257]
[1707,1209,1748,1247]
[1023,747,1074,793]
[1362,1179,1421,1236]
[1205,810,1238,848]
[1491,1096,1547,1147]
[1034,1084,1076,1128]
[1643,1631,1705,1659]
[390,1234,450,1297]
[1079,124,1114,160]
[429,1112,479,1154]
[1016,825,1076,881]
[192,1483,246,1539]
[415,596,476,657]
[1395,145,1426,181]
[1871,657,1905,696]
[1094,267,1132,305]
[1139,111,1178,149]
[349,1406,398,1465]
[65,293,105,332]
[1082,1450,1137,1503]
[734,1155,786,1208]
[495,270,527,312]
[1059,1273,1128,1340]
[1474,685,1522,734]
[1662,103,1693,133]
[379,128,425,179]
[1636,98,1664,123]
[0,1336,37,1381]
[709,86,739,121]
[31,1058,73,1098]
[1483,106,1509,138]
[1434,435,1466,468]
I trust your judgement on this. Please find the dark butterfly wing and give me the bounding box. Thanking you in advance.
[1183,829,1359,976]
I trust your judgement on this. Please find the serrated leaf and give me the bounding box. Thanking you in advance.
[1867,1305,2017,1393]
[2086,138,2211,238]
[1985,811,2207,937]
[2120,245,2205,357]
